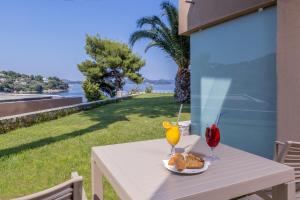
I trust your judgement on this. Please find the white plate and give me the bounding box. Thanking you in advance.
[162,159,210,174]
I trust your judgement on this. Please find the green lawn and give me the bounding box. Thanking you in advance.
[0,94,190,200]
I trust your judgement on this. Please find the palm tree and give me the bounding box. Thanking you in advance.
[129,1,190,103]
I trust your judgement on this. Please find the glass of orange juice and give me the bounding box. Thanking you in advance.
[163,121,181,156]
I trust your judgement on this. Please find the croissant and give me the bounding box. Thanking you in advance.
[168,153,204,170]
[168,153,184,166]
[185,154,204,169]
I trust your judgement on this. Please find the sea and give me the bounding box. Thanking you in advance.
[57,82,175,102]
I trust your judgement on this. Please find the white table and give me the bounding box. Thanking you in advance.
[91,135,295,200]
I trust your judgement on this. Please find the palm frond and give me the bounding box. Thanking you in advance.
[137,16,168,31]
[129,30,157,46]
[144,41,159,53]
[160,1,178,35]
[129,0,190,69]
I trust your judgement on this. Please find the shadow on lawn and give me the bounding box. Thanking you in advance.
[0,123,103,158]
[0,96,189,159]
[81,96,189,121]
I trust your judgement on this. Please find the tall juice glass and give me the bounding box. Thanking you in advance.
[163,121,181,156]
[205,124,220,161]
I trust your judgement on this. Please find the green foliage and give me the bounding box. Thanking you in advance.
[34,75,43,82]
[82,79,105,101]
[129,1,189,69]
[129,1,191,103]
[145,85,153,93]
[44,76,68,90]
[31,84,43,93]
[0,71,68,93]
[78,35,145,99]
[129,88,140,95]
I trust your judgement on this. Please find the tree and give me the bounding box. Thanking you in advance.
[78,35,145,101]
[129,1,190,103]
[45,76,69,90]
[82,79,104,101]
[35,75,43,82]
[31,84,43,93]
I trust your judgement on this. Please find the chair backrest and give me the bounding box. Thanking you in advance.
[276,141,300,182]
[13,173,84,200]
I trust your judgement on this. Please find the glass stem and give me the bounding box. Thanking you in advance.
[211,147,214,158]
[171,145,175,155]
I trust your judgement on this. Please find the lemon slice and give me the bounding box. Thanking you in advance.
[163,121,172,129]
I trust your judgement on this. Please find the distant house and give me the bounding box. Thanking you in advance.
[179,0,300,159]
[43,77,48,83]
[0,73,5,84]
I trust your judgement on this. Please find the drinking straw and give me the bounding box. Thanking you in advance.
[215,112,223,126]
[177,104,183,124]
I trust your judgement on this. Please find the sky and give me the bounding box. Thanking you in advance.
[0,0,178,81]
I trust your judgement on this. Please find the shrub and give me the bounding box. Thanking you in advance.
[145,85,153,93]
[82,80,105,102]
[31,84,43,93]
[129,87,140,95]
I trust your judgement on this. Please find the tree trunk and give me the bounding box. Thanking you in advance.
[174,68,190,103]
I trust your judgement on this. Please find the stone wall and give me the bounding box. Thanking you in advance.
[0,95,133,134]
[0,97,82,117]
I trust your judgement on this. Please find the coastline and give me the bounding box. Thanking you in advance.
[0,89,69,95]
[43,89,69,94]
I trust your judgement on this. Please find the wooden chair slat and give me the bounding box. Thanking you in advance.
[285,155,300,159]
[44,188,73,200]
[290,142,300,148]
[285,159,300,162]
[289,147,300,151]
[294,167,300,171]
[12,172,86,200]
[52,192,72,200]
[285,162,300,166]
[288,150,300,155]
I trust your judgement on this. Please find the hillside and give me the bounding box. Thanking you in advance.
[143,78,174,85]
[0,71,69,93]
[124,77,174,85]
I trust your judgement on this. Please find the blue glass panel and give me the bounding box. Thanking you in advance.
[190,7,277,159]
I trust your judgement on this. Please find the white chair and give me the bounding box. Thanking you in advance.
[244,141,300,200]
[13,172,87,200]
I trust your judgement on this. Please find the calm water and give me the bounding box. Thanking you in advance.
[57,83,175,102]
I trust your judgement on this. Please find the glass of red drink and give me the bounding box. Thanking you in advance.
[205,123,220,161]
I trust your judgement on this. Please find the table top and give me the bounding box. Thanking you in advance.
[92,135,294,200]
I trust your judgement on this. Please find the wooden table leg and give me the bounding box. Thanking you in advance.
[92,158,103,200]
[272,181,295,200]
